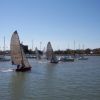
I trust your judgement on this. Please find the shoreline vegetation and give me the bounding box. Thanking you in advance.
[0,48,100,56]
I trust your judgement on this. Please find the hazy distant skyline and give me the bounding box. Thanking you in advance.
[0,0,100,50]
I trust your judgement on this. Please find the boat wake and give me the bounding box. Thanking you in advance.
[0,68,14,72]
[38,61,48,64]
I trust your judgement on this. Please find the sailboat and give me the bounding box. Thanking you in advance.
[50,54,58,63]
[35,47,41,60]
[46,42,58,63]
[78,45,88,60]
[10,31,31,72]
[42,47,46,59]
[0,37,10,61]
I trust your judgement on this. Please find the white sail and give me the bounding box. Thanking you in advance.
[46,42,53,60]
[46,42,53,52]
[10,31,30,67]
[10,31,22,65]
[21,46,30,67]
[46,42,58,63]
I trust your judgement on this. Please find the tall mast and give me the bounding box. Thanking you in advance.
[4,36,5,51]
[82,44,84,50]
[68,43,70,49]
[78,44,80,50]
[40,41,42,51]
[82,44,84,54]
[74,40,75,51]
[32,40,33,51]
[4,36,5,56]
[74,40,76,56]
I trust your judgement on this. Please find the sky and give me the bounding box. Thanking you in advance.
[0,0,100,50]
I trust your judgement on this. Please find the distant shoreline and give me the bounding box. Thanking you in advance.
[55,54,100,56]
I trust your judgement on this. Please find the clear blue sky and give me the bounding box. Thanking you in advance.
[0,0,100,50]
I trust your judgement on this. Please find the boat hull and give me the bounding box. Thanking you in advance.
[50,61,58,63]
[78,56,88,60]
[0,59,10,62]
[50,59,58,63]
[78,58,88,60]
[60,58,74,62]
[16,67,31,72]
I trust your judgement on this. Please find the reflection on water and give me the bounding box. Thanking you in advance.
[10,73,27,100]
[0,56,100,100]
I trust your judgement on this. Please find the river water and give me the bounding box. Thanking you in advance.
[0,56,100,100]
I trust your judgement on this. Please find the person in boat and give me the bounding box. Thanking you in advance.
[17,64,20,69]
[17,64,24,69]
[17,60,25,69]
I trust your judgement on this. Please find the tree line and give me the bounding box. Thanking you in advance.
[27,48,100,56]
[1,48,100,56]
[54,48,100,55]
